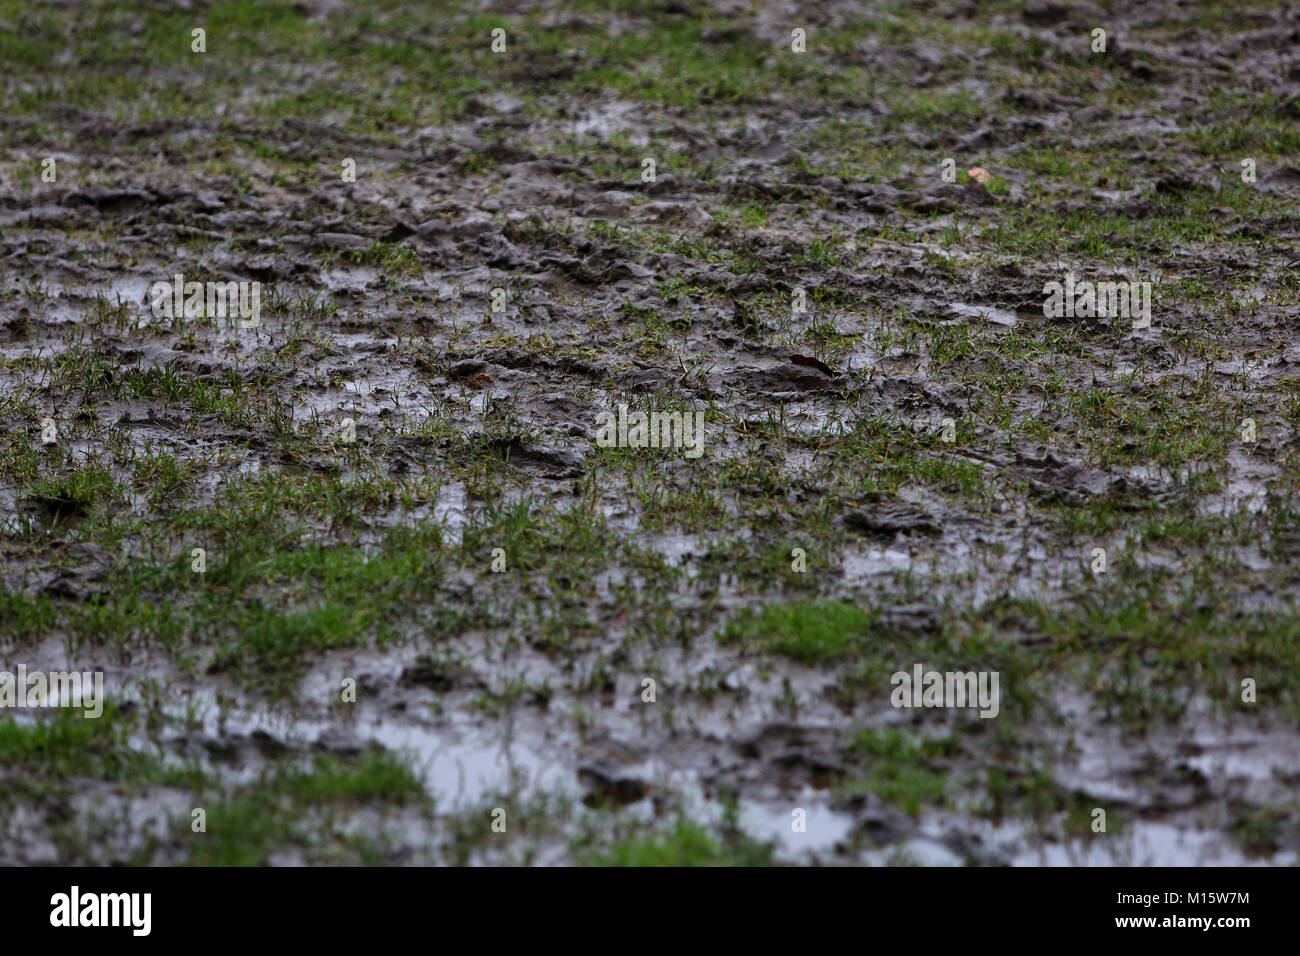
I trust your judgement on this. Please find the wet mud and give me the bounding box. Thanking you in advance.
[2,0,1299,864]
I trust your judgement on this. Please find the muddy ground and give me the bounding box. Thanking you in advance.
[1,0,1299,865]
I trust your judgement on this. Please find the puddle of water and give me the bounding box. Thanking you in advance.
[1001,820,1293,866]
[842,544,914,579]
[947,302,1018,327]
[584,762,857,859]
[1192,449,1276,518]
[737,796,856,858]
[320,267,378,293]
[369,718,567,807]
[570,100,648,145]
[1230,287,1268,308]
[645,532,698,568]
[433,482,468,546]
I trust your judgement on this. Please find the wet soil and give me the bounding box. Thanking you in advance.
[1,0,1299,864]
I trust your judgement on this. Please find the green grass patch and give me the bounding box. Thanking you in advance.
[720,599,874,663]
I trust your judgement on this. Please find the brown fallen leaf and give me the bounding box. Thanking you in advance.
[791,354,835,375]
